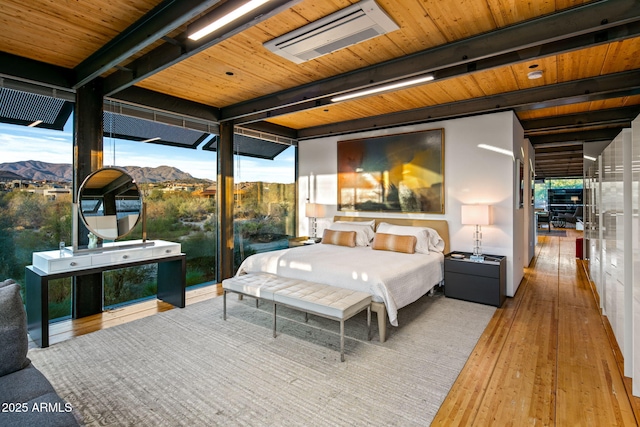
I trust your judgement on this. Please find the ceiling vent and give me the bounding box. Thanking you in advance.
[264,0,399,64]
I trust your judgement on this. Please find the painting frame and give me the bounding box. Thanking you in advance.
[516,158,524,209]
[337,129,445,214]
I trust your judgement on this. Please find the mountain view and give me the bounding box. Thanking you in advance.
[0,160,209,183]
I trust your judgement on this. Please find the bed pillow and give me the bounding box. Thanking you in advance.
[424,227,446,253]
[335,219,375,229]
[376,222,431,254]
[322,229,357,247]
[371,233,417,254]
[327,222,374,246]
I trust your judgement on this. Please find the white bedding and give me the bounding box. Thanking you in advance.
[236,244,444,326]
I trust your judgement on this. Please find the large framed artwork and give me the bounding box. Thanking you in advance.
[337,129,444,213]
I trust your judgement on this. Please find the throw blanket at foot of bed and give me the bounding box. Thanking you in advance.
[222,273,372,362]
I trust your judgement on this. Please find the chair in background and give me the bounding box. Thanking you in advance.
[536,211,551,232]
[560,206,583,226]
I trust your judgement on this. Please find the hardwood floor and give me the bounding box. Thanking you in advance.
[433,228,640,426]
[44,230,640,425]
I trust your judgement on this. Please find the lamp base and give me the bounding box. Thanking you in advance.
[469,254,485,263]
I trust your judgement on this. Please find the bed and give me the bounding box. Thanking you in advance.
[235,216,450,342]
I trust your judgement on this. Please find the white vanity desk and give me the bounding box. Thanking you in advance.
[26,240,185,348]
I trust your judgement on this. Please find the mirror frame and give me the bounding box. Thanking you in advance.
[77,167,143,241]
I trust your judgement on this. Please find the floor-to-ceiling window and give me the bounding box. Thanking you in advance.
[0,116,74,319]
[1,94,298,319]
[99,101,221,306]
[233,142,297,272]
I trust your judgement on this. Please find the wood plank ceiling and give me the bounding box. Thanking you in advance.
[1,0,639,178]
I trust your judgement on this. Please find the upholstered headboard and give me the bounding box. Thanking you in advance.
[333,216,450,254]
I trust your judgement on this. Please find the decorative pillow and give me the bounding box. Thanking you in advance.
[0,281,30,377]
[376,222,431,254]
[322,229,357,247]
[372,233,417,254]
[328,222,374,246]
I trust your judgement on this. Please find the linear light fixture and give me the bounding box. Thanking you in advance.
[188,0,271,41]
[478,144,514,158]
[28,120,43,127]
[140,137,161,143]
[331,75,434,103]
[584,155,597,161]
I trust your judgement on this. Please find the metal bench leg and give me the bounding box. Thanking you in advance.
[273,303,277,338]
[223,290,227,320]
[340,320,345,362]
[305,312,309,322]
[367,306,371,341]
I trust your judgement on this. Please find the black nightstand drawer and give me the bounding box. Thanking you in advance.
[444,260,500,279]
[445,272,502,306]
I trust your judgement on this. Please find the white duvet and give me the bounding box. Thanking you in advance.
[236,244,444,326]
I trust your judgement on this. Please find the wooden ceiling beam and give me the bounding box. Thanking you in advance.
[297,70,640,139]
[522,106,640,134]
[223,0,640,123]
[529,128,624,145]
[0,52,74,93]
[102,0,301,97]
[108,86,220,123]
[74,0,221,89]
[535,150,584,158]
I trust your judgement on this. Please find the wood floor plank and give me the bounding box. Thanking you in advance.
[557,305,636,425]
[472,296,558,426]
[430,280,526,426]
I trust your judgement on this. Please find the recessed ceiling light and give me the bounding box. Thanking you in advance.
[28,120,43,127]
[188,0,271,41]
[331,75,434,103]
[528,70,543,80]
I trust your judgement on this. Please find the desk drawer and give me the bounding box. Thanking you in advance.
[48,256,93,273]
[152,245,181,257]
[92,250,144,266]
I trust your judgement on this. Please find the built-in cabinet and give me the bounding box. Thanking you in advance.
[586,121,639,396]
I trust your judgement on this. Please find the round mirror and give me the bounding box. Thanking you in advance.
[78,167,142,240]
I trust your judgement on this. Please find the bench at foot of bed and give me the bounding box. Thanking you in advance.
[222,273,373,362]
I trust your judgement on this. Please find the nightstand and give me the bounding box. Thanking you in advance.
[444,252,506,307]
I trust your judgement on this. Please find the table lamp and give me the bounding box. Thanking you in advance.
[461,204,492,262]
[305,203,326,239]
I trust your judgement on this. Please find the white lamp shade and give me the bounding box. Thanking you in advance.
[305,203,326,218]
[461,204,492,226]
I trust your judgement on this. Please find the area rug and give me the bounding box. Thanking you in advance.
[28,291,495,426]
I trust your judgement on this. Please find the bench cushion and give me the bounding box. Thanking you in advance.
[273,282,371,320]
[224,273,372,321]
[223,273,302,299]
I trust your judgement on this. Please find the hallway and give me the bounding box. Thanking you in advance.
[433,229,640,425]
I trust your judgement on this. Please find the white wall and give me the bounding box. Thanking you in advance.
[298,110,528,296]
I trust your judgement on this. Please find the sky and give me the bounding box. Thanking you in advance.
[0,119,295,183]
